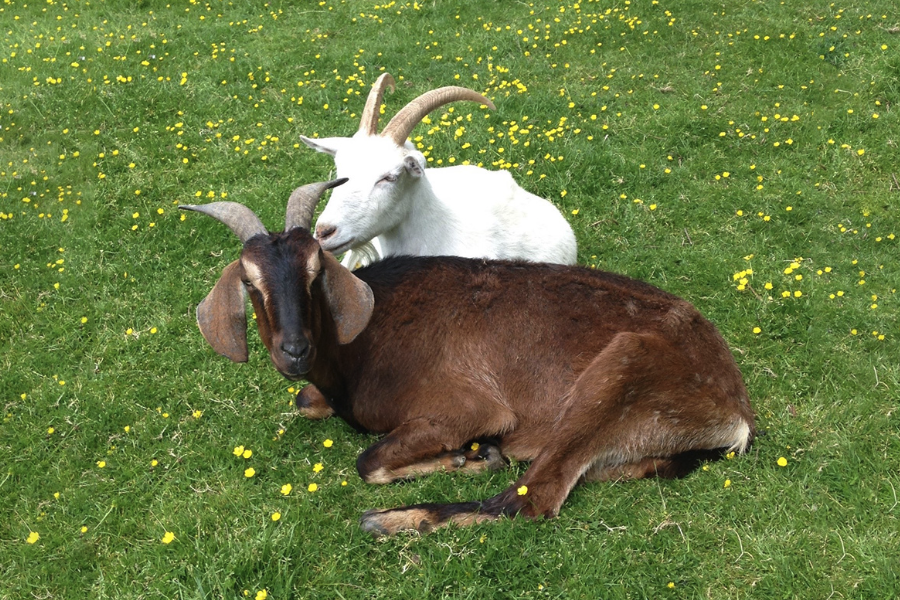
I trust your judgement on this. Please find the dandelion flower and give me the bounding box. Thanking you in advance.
[517,485,528,496]
[777,457,788,467]
[161,531,175,544]
[27,531,40,544]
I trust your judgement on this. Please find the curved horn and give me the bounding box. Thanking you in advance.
[284,178,349,232]
[179,202,267,244]
[358,73,396,136]
[380,86,496,146]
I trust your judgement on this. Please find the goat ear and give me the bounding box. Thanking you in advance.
[403,153,425,179]
[196,260,249,362]
[320,251,374,345]
[299,135,347,157]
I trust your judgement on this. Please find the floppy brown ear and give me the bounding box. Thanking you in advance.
[320,251,374,345]
[196,260,249,362]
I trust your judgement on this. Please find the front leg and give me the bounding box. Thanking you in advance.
[356,419,503,484]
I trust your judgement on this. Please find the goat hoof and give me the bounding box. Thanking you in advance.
[478,444,506,470]
[359,510,392,537]
[295,385,335,420]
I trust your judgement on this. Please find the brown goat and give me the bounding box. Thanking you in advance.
[181,179,755,536]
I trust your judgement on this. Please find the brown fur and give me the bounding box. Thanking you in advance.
[194,229,755,536]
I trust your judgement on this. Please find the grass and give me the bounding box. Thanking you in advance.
[1,0,899,598]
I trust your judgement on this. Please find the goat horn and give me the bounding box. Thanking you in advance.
[358,73,396,136]
[380,86,496,146]
[179,202,267,244]
[284,178,349,232]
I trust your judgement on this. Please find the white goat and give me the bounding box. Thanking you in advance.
[300,74,577,267]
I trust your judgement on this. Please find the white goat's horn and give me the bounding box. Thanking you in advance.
[179,202,267,243]
[358,73,396,136]
[380,86,496,146]
[284,178,349,232]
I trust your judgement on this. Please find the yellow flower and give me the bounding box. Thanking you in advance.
[517,485,528,496]
[323,439,333,448]
[244,468,256,478]
[97,461,106,468]
[151,459,158,467]
[161,531,175,544]
[777,457,788,467]
[27,531,40,544]
[192,410,202,419]
[723,479,731,488]
[752,327,761,334]
[48,427,55,434]
[470,442,480,452]
[313,463,324,473]
[81,526,88,533]
[255,591,268,600]
[271,512,281,522]
[668,582,675,589]
[281,483,293,495]
[233,445,245,457]
[242,449,253,459]
[308,483,318,492]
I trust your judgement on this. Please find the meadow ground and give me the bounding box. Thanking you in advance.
[1,0,899,598]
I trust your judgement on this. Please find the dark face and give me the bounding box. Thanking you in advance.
[240,230,323,380]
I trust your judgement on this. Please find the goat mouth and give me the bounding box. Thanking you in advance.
[319,237,356,256]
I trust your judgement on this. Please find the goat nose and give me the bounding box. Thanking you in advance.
[281,340,309,360]
[316,223,337,241]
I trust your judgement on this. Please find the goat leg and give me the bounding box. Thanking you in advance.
[356,417,475,484]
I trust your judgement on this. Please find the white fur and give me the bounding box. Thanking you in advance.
[300,133,578,267]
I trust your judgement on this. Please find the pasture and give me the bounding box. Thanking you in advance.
[1,0,898,597]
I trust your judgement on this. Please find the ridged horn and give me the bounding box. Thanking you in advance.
[358,73,396,136]
[179,202,267,244]
[284,178,349,232]
[380,86,496,145]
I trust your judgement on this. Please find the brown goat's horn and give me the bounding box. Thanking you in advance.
[179,202,267,243]
[380,86,496,145]
[358,73,396,136]
[284,178,349,232]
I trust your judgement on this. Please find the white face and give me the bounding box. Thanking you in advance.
[301,134,424,255]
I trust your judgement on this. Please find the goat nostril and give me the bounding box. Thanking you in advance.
[281,341,309,360]
[316,224,337,241]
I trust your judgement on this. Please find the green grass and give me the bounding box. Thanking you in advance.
[2,0,899,598]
